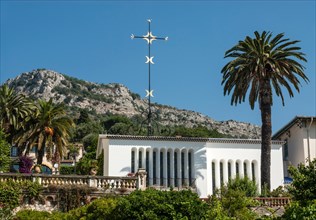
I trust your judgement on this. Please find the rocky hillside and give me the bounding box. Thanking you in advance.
[5,69,261,138]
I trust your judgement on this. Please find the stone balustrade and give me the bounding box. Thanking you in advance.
[0,173,138,190]
[255,197,292,207]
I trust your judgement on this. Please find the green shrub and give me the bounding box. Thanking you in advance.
[59,165,75,175]
[14,210,52,220]
[227,176,258,197]
[114,189,209,219]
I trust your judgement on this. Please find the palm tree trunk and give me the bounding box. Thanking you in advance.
[260,80,272,191]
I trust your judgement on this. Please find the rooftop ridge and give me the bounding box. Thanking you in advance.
[100,134,284,145]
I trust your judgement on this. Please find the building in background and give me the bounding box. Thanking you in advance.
[272,116,316,177]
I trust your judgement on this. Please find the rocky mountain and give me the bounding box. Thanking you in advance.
[5,69,261,138]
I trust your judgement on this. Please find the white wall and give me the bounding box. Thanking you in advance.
[206,141,284,195]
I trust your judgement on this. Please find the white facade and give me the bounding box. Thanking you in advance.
[273,116,316,177]
[97,135,284,198]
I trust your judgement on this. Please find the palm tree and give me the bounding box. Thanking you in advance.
[221,31,308,190]
[0,85,35,143]
[17,99,74,165]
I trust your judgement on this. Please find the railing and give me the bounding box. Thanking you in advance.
[0,173,138,191]
[255,197,292,207]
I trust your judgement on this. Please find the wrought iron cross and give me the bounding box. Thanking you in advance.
[131,19,168,136]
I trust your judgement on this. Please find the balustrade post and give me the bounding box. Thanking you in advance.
[136,168,147,190]
[32,174,42,185]
[88,176,98,188]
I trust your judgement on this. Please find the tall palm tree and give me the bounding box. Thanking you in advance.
[0,85,34,143]
[17,99,74,165]
[221,31,308,190]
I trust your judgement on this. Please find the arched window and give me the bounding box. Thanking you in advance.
[131,150,135,173]
[220,162,224,186]
[251,162,255,182]
[181,151,185,185]
[174,152,178,187]
[146,151,149,185]
[153,151,156,184]
[167,151,171,187]
[188,151,192,186]
[244,162,247,178]
[160,151,164,186]
[138,151,142,168]
[228,162,232,180]
[212,162,216,193]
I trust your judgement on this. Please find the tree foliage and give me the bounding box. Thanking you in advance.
[208,177,259,219]
[287,159,316,204]
[280,159,316,219]
[0,85,34,143]
[15,99,74,165]
[0,129,11,172]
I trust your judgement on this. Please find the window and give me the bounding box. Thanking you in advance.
[244,162,247,178]
[146,151,149,185]
[228,162,232,179]
[11,146,18,157]
[174,152,178,187]
[220,162,224,185]
[252,162,255,182]
[153,151,156,184]
[131,151,135,173]
[236,162,239,177]
[167,152,170,186]
[284,140,289,160]
[160,152,164,186]
[138,151,142,168]
[188,152,192,186]
[181,152,185,185]
[212,162,216,192]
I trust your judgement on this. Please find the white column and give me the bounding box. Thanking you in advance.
[247,162,252,180]
[223,160,228,184]
[156,149,160,186]
[149,149,153,186]
[177,150,182,188]
[215,160,220,189]
[239,161,244,178]
[142,149,146,169]
[170,149,174,187]
[163,149,168,187]
[184,150,189,186]
[231,160,236,179]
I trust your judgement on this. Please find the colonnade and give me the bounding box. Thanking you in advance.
[131,148,195,188]
[211,159,259,192]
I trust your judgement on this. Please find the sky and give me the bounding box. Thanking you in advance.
[1,0,315,134]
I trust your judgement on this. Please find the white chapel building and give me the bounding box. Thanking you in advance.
[97,135,284,198]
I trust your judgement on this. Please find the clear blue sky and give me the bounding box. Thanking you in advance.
[1,0,315,134]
